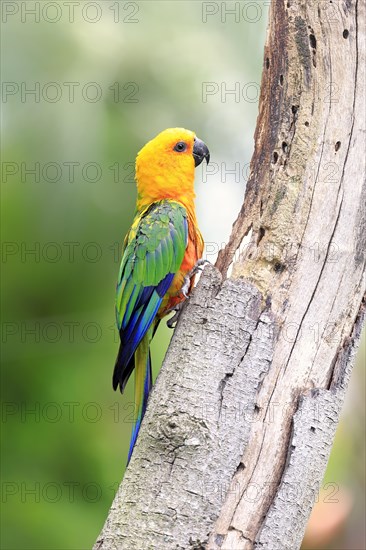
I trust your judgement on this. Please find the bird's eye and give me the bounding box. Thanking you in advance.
[173,141,187,153]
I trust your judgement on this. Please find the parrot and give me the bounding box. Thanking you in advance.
[113,128,210,463]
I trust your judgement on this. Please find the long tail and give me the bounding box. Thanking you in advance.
[127,329,152,463]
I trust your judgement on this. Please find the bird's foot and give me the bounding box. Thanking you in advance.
[180,259,211,298]
[166,260,211,329]
[166,302,185,329]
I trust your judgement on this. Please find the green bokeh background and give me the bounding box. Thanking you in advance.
[1,2,364,549]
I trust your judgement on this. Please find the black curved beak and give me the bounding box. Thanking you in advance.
[193,137,210,167]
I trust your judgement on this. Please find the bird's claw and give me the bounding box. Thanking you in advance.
[190,258,211,275]
[180,276,191,299]
[167,302,185,329]
[167,260,211,329]
[180,259,211,298]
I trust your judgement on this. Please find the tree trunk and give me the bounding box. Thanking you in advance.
[94,0,365,548]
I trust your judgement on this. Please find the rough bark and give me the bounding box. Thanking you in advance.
[94,0,365,549]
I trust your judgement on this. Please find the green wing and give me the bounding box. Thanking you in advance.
[113,200,188,391]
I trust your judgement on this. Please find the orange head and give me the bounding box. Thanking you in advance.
[135,128,210,210]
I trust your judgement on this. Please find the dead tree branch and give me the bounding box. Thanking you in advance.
[94,1,365,548]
